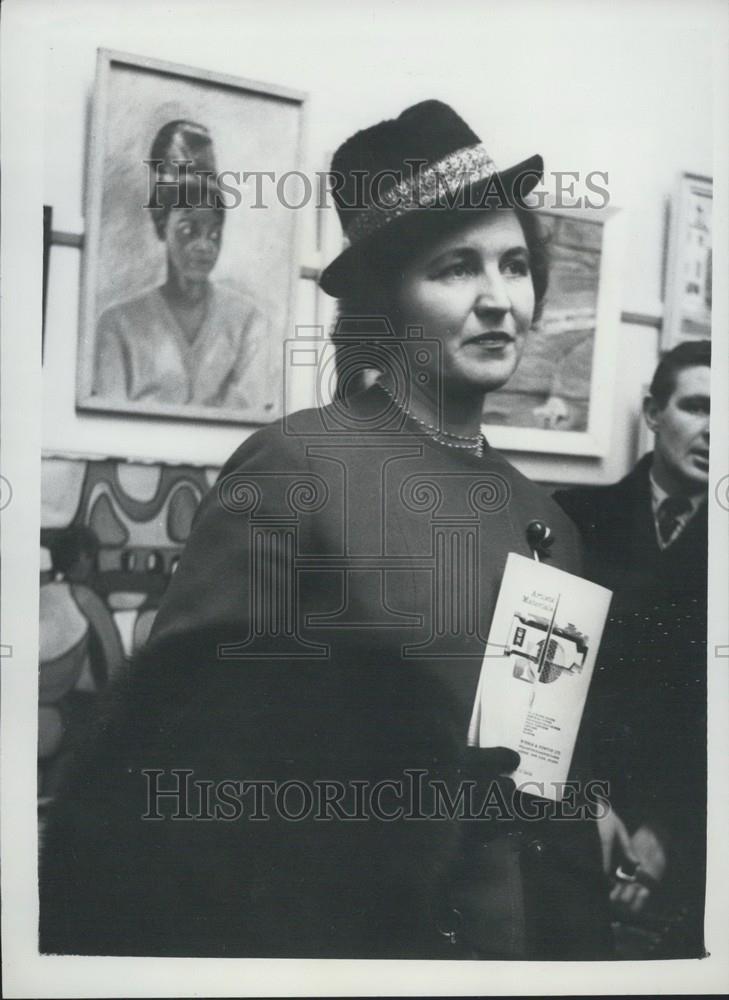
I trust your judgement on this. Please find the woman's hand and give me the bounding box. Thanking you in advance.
[461,746,520,773]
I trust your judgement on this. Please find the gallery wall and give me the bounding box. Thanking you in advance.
[40,0,714,484]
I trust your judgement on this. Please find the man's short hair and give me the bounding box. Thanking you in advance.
[49,525,100,575]
[649,339,711,409]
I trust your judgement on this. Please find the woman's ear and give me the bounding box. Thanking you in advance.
[642,394,661,434]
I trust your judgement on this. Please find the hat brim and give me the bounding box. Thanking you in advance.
[319,153,543,298]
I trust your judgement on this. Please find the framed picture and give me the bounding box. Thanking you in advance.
[43,205,52,360]
[662,172,712,350]
[482,206,624,456]
[76,49,307,424]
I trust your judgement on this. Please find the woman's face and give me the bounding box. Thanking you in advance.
[395,210,536,396]
[165,206,223,282]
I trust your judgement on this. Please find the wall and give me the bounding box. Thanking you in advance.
[41,0,714,483]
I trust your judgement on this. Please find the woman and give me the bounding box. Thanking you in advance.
[41,101,613,959]
[94,120,266,409]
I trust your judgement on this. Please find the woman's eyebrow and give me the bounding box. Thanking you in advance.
[429,241,529,263]
[426,245,479,267]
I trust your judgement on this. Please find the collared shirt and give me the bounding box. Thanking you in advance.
[649,473,705,550]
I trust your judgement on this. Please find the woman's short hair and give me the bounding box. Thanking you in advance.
[332,205,549,394]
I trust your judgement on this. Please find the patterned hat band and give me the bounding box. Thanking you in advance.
[343,143,500,244]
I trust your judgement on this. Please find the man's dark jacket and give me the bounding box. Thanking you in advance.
[554,453,707,944]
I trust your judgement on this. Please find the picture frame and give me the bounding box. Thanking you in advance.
[43,204,52,360]
[662,171,712,350]
[482,205,625,457]
[76,49,307,424]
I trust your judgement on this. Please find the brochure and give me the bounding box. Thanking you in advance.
[468,552,612,801]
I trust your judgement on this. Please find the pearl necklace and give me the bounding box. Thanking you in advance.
[378,382,485,457]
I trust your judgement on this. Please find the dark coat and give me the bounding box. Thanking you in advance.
[555,455,707,932]
[554,453,707,605]
[40,386,612,959]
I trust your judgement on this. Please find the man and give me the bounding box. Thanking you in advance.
[555,339,710,957]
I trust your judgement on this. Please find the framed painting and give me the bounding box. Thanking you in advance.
[43,204,52,360]
[481,206,624,456]
[76,49,306,424]
[662,172,712,350]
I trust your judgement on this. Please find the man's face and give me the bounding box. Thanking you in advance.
[644,364,710,493]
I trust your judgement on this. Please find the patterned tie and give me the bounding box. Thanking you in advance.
[656,495,692,546]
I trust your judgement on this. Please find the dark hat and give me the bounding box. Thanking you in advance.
[319,100,543,297]
[148,120,222,236]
